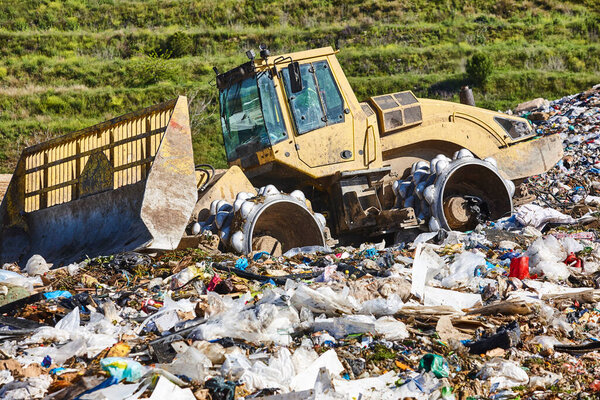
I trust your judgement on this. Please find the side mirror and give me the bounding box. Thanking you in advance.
[288,62,303,93]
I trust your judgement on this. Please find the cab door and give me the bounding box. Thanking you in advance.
[281,59,355,168]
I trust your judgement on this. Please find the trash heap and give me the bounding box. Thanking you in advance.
[1,85,600,400]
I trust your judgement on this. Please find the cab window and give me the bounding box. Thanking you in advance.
[219,73,287,161]
[282,60,345,135]
[314,61,345,125]
[257,72,287,145]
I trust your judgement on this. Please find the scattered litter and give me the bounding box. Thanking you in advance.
[2,86,600,399]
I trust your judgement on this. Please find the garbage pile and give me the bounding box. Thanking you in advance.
[2,85,600,400]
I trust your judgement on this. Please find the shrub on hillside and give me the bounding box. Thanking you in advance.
[42,95,68,113]
[567,56,585,72]
[466,53,493,85]
[165,32,193,58]
[128,51,178,87]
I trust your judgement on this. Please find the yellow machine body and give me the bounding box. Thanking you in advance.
[218,46,562,236]
[224,47,561,185]
[0,46,564,264]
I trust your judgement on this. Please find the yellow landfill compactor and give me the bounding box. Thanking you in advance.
[0,46,563,265]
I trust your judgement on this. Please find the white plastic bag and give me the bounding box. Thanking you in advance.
[374,316,409,341]
[526,236,569,280]
[290,284,356,316]
[516,204,576,230]
[358,294,404,317]
[289,349,344,392]
[162,345,212,382]
[529,335,563,350]
[478,358,529,390]
[440,251,486,288]
[312,315,376,339]
[423,287,481,311]
[55,308,80,331]
[24,254,51,276]
[529,371,561,389]
[291,340,319,373]
[411,244,444,299]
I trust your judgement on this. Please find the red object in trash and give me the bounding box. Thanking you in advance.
[206,274,222,291]
[564,252,584,270]
[509,256,530,280]
[141,299,163,313]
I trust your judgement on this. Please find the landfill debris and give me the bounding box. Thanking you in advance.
[0,86,600,398]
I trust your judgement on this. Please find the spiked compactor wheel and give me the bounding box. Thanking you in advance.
[194,186,327,255]
[393,149,515,232]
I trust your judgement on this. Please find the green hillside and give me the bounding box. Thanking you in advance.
[0,0,598,172]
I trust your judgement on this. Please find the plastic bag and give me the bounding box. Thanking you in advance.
[530,335,563,350]
[250,347,296,391]
[358,294,404,317]
[221,348,296,393]
[374,316,409,341]
[161,345,212,382]
[55,308,80,331]
[291,340,319,373]
[0,270,41,291]
[515,204,576,230]
[24,254,51,276]
[190,294,298,346]
[100,358,146,383]
[529,371,561,389]
[561,237,583,254]
[411,244,445,299]
[423,287,481,311]
[52,338,87,365]
[0,270,27,282]
[478,358,529,390]
[290,284,356,316]
[283,245,331,257]
[333,371,398,399]
[312,315,375,339]
[526,236,569,280]
[78,381,146,400]
[440,251,485,288]
[136,294,195,334]
[289,349,344,392]
[396,372,442,398]
[168,263,210,290]
[191,341,239,365]
[418,354,450,378]
[0,375,52,399]
[0,370,13,386]
[148,376,195,400]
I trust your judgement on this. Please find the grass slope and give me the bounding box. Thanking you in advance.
[0,0,598,172]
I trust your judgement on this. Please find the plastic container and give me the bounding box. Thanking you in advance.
[418,354,450,378]
[509,256,530,279]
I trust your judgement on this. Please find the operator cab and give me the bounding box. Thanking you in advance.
[217,61,287,162]
[216,46,364,172]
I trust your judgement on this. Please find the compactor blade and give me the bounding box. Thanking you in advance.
[0,96,197,266]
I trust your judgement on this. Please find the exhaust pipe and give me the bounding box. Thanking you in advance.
[460,86,475,106]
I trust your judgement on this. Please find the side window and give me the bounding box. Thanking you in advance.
[257,73,287,145]
[313,61,345,124]
[282,60,345,135]
[282,64,326,134]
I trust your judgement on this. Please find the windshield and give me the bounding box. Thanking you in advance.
[219,72,287,161]
[281,60,345,135]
